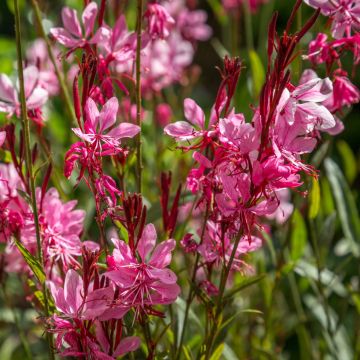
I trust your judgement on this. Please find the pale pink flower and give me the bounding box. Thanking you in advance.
[164,98,216,141]
[72,97,140,156]
[0,66,48,118]
[50,2,105,49]
[304,0,360,39]
[326,72,360,111]
[38,188,85,268]
[144,3,175,39]
[95,15,139,63]
[197,221,262,270]
[0,131,5,147]
[106,223,180,308]
[155,103,173,127]
[26,39,60,96]
[266,189,294,224]
[49,269,114,320]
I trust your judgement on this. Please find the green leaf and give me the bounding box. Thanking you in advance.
[336,140,357,185]
[14,239,45,285]
[309,178,320,219]
[294,260,347,297]
[290,209,307,262]
[248,50,265,98]
[182,345,193,360]
[224,274,265,301]
[220,309,263,332]
[324,158,360,257]
[210,343,224,360]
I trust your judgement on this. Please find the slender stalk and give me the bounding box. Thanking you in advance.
[176,207,209,360]
[30,0,78,126]
[243,0,254,50]
[14,2,54,359]
[135,0,144,193]
[204,229,243,359]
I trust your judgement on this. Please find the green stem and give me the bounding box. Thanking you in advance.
[30,0,77,126]
[204,229,243,359]
[135,0,143,193]
[14,2,54,359]
[243,0,254,51]
[175,207,209,360]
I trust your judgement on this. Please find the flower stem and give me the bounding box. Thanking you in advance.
[14,1,54,358]
[203,229,243,359]
[176,207,209,360]
[135,0,144,194]
[30,0,78,126]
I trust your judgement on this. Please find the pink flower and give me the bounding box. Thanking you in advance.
[326,71,360,111]
[304,0,360,39]
[38,188,85,269]
[0,131,5,147]
[266,189,294,224]
[163,0,212,41]
[164,98,216,141]
[144,3,175,39]
[219,113,260,154]
[276,75,335,130]
[72,97,140,156]
[106,223,180,309]
[95,322,140,358]
[197,221,262,271]
[95,15,139,63]
[49,269,114,320]
[0,66,48,119]
[155,103,173,127]
[50,2,105,49]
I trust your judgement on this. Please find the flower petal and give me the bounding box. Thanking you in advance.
[99,97,118,132]
[137,223,157,262]
[184,98,205,129]
[113,337,141,357]
[62,7,82,38]
[107,123,140,139]
[50,28,80,48]
[64,269,83,313]
[164,121,197,140]
[82,2,98,38]
[149,239,176,268]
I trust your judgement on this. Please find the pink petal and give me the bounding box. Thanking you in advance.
[0,131,6,147]
[297,102,335,130]
[64,269,83,313]
[149,239,176,268]
[22,66,39,99]
[0,74,16,103]
[137,223,157,261]
[82,2,98,38]
[105,269,136,288]
[164,121,197,140]
[184,98,205,129]
[107,122,140,139]
[113,337,141,357]
[49,282,68,314]
[50,28,80,48]
[61,7,82,38]
[99,97,118,132]
[148,267,177,284]
[26,87,48,109]
[293,77,333,102]
[82,287,113,319]
[237,236,262,254]
[85,97,100,129]
[95,321,110,353]
[98,306,130,321]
